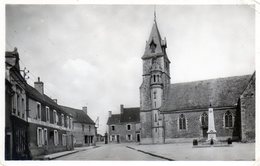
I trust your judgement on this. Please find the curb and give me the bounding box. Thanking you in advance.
[46,146,100,160]
[126,146,174,161]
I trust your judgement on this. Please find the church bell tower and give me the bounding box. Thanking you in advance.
[140,12,171,144]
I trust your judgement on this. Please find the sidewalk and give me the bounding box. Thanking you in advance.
[127,142,255,161]
[40,146,97,160]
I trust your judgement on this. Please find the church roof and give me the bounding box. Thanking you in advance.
[161,74,252,112]
[60,105,95,124]
[107,107,140,125]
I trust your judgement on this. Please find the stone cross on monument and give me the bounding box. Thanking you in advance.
[207,105,217,141]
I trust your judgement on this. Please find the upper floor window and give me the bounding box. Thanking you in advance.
[224,111,233,128]
[21,98,25,118]
[127,124,131,131]
[111,125,115,131]
[17,94,20,116]
[179,114,186,130]
[46,107,50,122]
[53,110,57,124]
[201,112,208,127]
[66,116,69,128]
[61,114,64,126]
[37,102,41,120]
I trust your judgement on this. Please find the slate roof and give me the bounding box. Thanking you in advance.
[142,20,166,59]
[26,84,63,112]
[161,75,252,112]
[60,105,95,124]
[107,114,121,125]
[107,107,140,125]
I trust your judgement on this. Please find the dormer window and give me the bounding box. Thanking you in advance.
[150,39,156,53]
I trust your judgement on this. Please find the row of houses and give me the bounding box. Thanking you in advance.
[5,48,97,160]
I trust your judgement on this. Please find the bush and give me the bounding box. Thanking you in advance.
[193,139,198,146]
[227,138,232,144]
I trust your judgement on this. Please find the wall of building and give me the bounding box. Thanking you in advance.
[240,75,255,142]
[108,122,140,143]
[27,123,69,158]
[73,123,96,147]
[163,108,239,143]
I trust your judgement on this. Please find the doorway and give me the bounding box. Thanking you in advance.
[136,133,140,142]
[116,135,120,143]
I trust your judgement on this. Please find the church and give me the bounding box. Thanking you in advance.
[139,15,255,144]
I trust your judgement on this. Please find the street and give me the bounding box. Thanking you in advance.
[55,143,165,160]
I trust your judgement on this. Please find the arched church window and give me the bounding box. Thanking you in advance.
[157,75,160,82]
[153,91,157,99]
[224,111,233,128]
[201,112,208,127]
[179,114,186,130]
[153,75,156,82]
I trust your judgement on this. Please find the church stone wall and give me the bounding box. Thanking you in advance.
[240,75,255,142]
[140,111,153,143]
[163,108,239,142]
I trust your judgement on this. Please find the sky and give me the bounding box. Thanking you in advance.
[5,4,255,135]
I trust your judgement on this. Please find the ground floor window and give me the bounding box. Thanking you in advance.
[43,128,48,145]
[37,127,43,147]
[62,134,66,146]
[54,130,59,146]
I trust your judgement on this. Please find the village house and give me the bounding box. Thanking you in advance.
[5,48,30,160]
[25,78,74,158]
[61,106,96,147]
[139,15,255,144]
[107,105,141,143]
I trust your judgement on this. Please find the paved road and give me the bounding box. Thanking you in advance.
[55,144,165,160]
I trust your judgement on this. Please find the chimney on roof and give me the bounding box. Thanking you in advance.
[82,106,87,115]
[120,104,124,115]
[34,77,44,94]
[108,111,112,118]
[53,99,57,103]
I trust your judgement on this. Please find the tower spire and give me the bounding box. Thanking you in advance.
[154,5,156,22]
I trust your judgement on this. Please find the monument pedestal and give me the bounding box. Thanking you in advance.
[207,130,217,141]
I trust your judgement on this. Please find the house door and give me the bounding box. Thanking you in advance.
[116,135,120,143]
[136,133,140,142]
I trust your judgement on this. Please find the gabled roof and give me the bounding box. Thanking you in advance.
[161,75,252,112]
[60,105,95,125]
[26,84,65,113]
[107,114,121,125]
[120,107,140,123]
[107,107,140,125]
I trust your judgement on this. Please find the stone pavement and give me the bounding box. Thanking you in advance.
[127,142,255,161]
[40,146,97,160]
